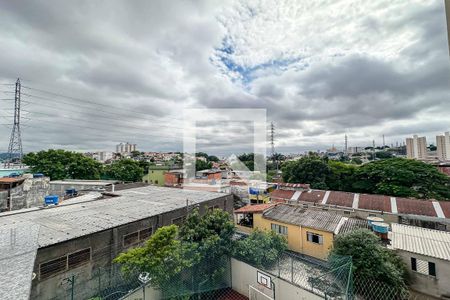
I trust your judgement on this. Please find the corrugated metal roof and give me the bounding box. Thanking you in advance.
[358,194,391,212]
[327,191,354,207]
[0,186,227,248]
[270,189,295,200]
[263,204,342,232]
[298,190,325,203]
[439,201,450,218]
[389,223,450,261]
[338,218,370,235]
[396,198,436,217]
[0,223,40,300]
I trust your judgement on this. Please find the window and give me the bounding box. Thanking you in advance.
[302,204,308,209]
[306,232,323,245]
[344,211,351,215]
[68,248,91,268]
[40,256,67,279]
[139,227,153,241]
[411,257,436,277]
[271,223,288,235]
[123,231,139,247]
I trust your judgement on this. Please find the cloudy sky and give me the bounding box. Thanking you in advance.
[0,0,449,155]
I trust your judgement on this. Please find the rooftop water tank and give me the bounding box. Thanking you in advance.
[44,195,59,206]
[366,216,384,226]
[371,222,390,234]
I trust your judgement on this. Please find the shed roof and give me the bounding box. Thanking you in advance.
[0,177,24,183]
[298,190,325,203]
[234,203,274,214]
[263,204,343,233]
[0,186,227,248]
[327,191,354,207]
[389,223,450,261]
[395,198,436,217]
[270,189,295,200]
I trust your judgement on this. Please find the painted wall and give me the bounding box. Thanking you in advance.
[253,214,333,260]
[396,250,450,299]
[142,169,166,186]
[300,227,334,261]
[231,258,322,300]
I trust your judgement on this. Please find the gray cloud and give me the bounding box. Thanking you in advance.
[0,0,449,155]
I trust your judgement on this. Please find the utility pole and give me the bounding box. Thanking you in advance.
[270,122,277,171]
[5,78,23,168]
[382,134,385,148]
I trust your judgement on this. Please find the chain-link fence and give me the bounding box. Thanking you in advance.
[238,251,354,300]
[353,276,409,300]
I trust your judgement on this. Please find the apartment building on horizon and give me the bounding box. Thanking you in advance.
[406,135,427,160]
[437,132,450,161]
[115,142,137,154]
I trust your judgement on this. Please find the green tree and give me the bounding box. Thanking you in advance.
[350,157,363,165]
[114,225,199,291]
[195,159,212,171]
[23,149,102,180]
[331,229,409,296]
[179,208,235,257]
[104,159,144,182]
[233,229,287,269]
[326,161,356,191]
[375,151,393,159]
[207,155,219,162]
[352,158,450,199]
[282,154,331,189]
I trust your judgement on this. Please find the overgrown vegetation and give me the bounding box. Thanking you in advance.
[24,149,145,181]
[282,154,450,200]
[331,229,409,297]
[233,229,287,269]
[113,208,286,298]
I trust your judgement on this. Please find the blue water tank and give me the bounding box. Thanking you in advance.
[44,195,59,206]
[8,172,20,178]
[65,188,78,196]
[372,222,389,234]
[33,173,44,178]
[366,216,384,227]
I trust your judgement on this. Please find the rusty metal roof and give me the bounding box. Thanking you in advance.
[270,189,295,200]
[298,190,325,203]
[358,194,391,212]
[327,191,354,207]
[396,197,437,217]
[234,203,275,214]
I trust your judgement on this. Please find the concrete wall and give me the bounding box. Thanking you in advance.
[396,250,450,299]
[0,177,50,211]
[231,258,322,300]
[30,194,234,300]
[49,182,109,197]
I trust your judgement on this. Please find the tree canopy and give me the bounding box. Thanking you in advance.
[233,229,287,269]
[104,159,144,182]
[331,229,409,296]
[23,149,102,180]
[282,155,450,200]
[352,158,450,199]
[281,154,331,189]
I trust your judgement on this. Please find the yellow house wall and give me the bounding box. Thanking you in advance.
[253,214,334,261]
[253,214,303,253]
[300,227,334,261]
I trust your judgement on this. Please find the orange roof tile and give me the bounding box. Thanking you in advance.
[234,203,275,214]
[270,189,295,200]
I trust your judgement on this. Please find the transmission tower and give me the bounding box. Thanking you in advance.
[270,122,277,171]
[5,78,23,168]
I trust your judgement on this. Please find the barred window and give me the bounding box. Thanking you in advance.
[271,223,288,235]
[306,232,323,245]
[123,231,139,247]
[68,248,91,269]
[411,257,436,277]
[139,227,153,241]
[40,256,67,279]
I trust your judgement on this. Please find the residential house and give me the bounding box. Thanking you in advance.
[389,223,450,299]
[234,204,368,260]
